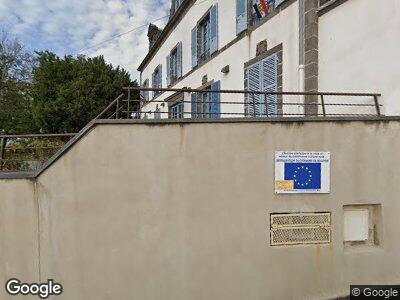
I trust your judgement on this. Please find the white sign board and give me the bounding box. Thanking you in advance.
[275,151,330,194]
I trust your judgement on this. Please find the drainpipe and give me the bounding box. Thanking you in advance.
[298,0,305,116]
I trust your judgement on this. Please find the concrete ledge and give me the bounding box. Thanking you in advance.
[0,172,35,180]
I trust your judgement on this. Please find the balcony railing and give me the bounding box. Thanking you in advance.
[0,133,76,173]
[96,88,383,120]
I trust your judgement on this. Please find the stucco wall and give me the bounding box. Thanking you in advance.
[140,0,300,117]
[319,0,400,116]
[26,120,400,299]
[0,179,38,299]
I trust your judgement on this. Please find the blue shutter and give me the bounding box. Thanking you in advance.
[236,0,247,35]
[177,42,182,79]
[191,26,197,68]
[275,0,285,8]
[166,54,171,87]
[210,4,218,55]
[158,64,162,88]
[262,53,278,116]
[210,81,221,118]
[247,61,262,116]
[191,93,198,118]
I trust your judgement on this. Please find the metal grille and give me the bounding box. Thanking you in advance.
[270,213,331,246]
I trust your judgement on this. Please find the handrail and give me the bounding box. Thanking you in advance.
[94,94,124,120]
[122,87,381,97]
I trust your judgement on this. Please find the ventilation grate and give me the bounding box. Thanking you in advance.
[270,213,331,246]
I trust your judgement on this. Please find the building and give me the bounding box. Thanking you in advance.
[137,0,400,118]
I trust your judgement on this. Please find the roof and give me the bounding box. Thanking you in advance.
[137,0,195,72]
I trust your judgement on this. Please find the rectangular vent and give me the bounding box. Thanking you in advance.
[270,212,331,246]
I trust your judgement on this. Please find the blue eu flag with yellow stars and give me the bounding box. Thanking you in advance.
[284,163,321,189]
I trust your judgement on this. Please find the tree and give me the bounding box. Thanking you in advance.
[32,52,136,133]
[0,30,36,134]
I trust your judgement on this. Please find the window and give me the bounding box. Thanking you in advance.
[191,81,221,119]
[191,4,218,68]
[343,205,382,248]
[154,105,161,119]
[170,102,184,119]
[270,212,331,246]
[246,53,278,117]
[141,79,149,102]
[236,0,248,34]
[198,15,211,63]
[166,42,182,86]
[152,65,162,98]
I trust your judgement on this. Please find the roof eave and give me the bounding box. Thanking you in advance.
[137,0,195,72]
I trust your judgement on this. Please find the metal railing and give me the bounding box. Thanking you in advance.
[0,133,76,173]
[96,87,382,120]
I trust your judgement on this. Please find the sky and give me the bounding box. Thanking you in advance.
[0,0,171,81]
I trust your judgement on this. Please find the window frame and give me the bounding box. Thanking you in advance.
[152,65,162,98]
[197,9,212,64]
[168,92,185,119]
[170,46,179,85]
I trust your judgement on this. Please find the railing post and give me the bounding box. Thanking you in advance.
[127,89,131,119]
[116,96,120,119]
[264,93,269,118]
[374,95,381,117]
[0,137,6,171]
[252,93,256,117]
[320,94,326,117]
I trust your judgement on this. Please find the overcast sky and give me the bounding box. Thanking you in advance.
[0,0,171,81]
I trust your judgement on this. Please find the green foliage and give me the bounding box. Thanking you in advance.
[32,52,136,133]
[2,137,68,172]
[0,30,36,134]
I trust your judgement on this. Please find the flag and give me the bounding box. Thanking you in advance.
[259,0,270,15]
[284,163,321,190]
[253,4,262,19]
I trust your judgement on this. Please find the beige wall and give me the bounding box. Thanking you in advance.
[2,120,400,299]
[319,0,400,116]
[0,179,38,299]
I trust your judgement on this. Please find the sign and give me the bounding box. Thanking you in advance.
[275,151,330,194]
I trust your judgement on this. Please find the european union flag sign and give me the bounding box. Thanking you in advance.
[284,163,321,190]
[275,151,330,194]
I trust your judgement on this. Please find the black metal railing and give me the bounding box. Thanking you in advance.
[96,88,382,120]
[0,133,76,173]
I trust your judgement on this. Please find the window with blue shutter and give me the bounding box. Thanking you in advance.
[177,42,182,79]
[247,53,278,117]
[193,4,218,66]
[262,53,278,116]
[152,65,162,98]
[170,102,184,119]
[210,81,221,118]
[210,4,218,55]
[166,54,171,87]
[168,42,182,86]
[191,27,197,68]
[141,79,149,102]
[236,0,247,35]
[191,93,198,118]
[247,61,262,116]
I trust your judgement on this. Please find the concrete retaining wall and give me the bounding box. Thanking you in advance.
[1,119,400,299]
